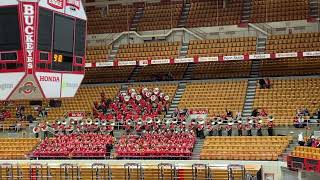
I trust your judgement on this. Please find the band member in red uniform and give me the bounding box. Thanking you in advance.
[237,121,243,136]
[267,117,275,136]
[226,122,233,136]
[206,122,214,136]
[246,120,253,136]
[197,121,205,139]
[217,121,223,136]
[256,120,263,136]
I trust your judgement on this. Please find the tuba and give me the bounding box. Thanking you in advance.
[146,117,153,124]
[33,127,40,134]
[136,95,142,101]
[151,95,157,102]
[86,118,93,125]
[101,120,107,126]
[94,118,100,126]
[61,119,67,125]
[124,95,131,102]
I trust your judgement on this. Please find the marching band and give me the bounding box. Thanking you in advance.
[32,86,276,138]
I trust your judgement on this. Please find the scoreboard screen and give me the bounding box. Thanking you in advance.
[37,7,86,72]
[0,7,20,51]
[54,14,74,53]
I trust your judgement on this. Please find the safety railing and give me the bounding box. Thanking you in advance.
[0,162,261,180]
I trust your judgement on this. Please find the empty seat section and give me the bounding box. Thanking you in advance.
[292,146,320,160]
[86,45,112,63]
[259,57,320,77]
[253,78,320,125]
[84,66,135,83]
[251,0,308,23]
[187,0,242,27]
[45,85,119,122]
[179,81,247,117]
[192,61,252,79]
[116,41,181,61]
[137,2,183,31]
[188,37,256,57]
[86,5,136,34]
[201,136,291,160]
[266,32,320,53]
[133,64,187,81]
[0,138,39,159]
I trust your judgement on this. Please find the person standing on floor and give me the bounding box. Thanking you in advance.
[267,117,275,136]
[237,121,243,136]
[298,132,305,146]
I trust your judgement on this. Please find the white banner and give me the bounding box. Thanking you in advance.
[118,61,137,66]
[151,59,170,64]
[0,72,25,100]
[85,63,92,67]
[275,52,298,58]
[36,72,62,98]
[61,74,84,98]
[198,56,219,62]
[174,58,194,63]
[96,62,113,67]
[139,60,148,66]
[223,55,244,61]
[303,51,320,57]
[249,54,271,60]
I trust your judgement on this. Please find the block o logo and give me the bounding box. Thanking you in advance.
[19,82,36,94]
[48,0,64,9]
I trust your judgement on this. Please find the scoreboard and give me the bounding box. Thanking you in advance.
[0,0,86,100]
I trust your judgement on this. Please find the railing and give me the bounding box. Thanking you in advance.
[188,27,207,39]
[255,23,273,34]
[0,163,261,180]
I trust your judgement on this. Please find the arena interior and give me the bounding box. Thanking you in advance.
[0,0,320,179]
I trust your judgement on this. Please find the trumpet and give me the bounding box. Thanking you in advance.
[94,119,100,125]
[86,118,93,125]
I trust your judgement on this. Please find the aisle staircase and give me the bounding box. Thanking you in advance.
[192,138,204,160]
[242,60,260,117]
[183,63,195,80]
[309,0,319,19]
[128,65,143,82]
[108,46,119,61]
[178,2,191,28]
[179,42,189,58]
[130,7,144,31]
[279,138,297,161]
[240,0,251,24]
[256,37,267,54]
[165,82,187,118]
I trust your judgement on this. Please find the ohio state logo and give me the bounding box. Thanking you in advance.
[48,0,64,9]
[66,0,80,10]
[19,82,36,94]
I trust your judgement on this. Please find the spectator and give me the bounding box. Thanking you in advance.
[265,78,271,89]
[316,108,320,126]
[298,132,305,146]
[306,135,315,147]
[259,79,266,89]
[294,116,305,128]
[225,109,233,117]
[303,108,310,116]
[251,108,259,117]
